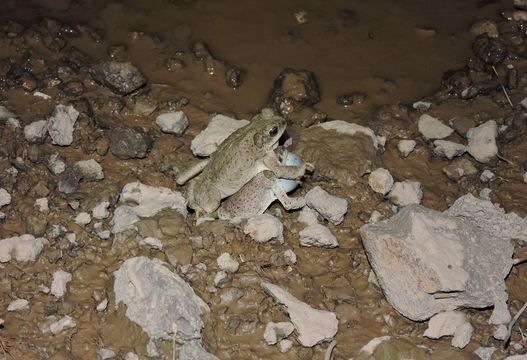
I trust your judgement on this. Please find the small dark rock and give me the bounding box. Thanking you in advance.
[269,68,321,115]
[95,137,110,156]
[18,72,38,92]
[336,92,367,107]
[108,44,127,60]
[167,96,190,111]
[165,57,186,71]
[61,81,84,97]
[69,97,93,117]
[225,66,245,89]
[89,61,147,95]
[27,144,44,163]
[192,41,211,61]
[58,167,83,194]
[108,126,153,160]
[472,34,507,66]
[507,67,518,89]
[46,36,67,52]
[59,23,80,38]
[25,215,48,236]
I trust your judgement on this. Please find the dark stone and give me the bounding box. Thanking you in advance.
[27,144,44,163]
[69,97,93,117]
[336,92,367,107]
[58,167,83,194]
[61,81,84,97]
[58,24,80,38]
[472,34,507,66]
[165,57,186,71]
[18,72,37,92]
[225,66,245,89]
[89,61,147,95]
[269,68,321,115]
[108,127,153,159]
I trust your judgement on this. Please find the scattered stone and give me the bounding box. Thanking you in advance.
[190,114,249,157]
[387,181,422,206]
[34,91,52,100]
[49,315,76,335]
[75,212,91,225]
[47,104,79,146]
[58,167,83,194]
[90,61,147,95]
[7,299,29,312]
[108,127,153,160]
[96,299,109,312]
[0,106,18,125]
[133,96,157,116]
[467,120,498,163]
[418,114,454,140]
[35,198,49,212]
[263,321,295,345]
[97,230,111,240]
[0,188,11,208]
[98,348,116,360]
[305,187,348,225]
[443,158,478,181]
[179,340,219,360]
[75,159,104,180]
[111,182,187,234]
[368,168,394,195]
[283,249,297,264]
[299,224,338,248]
[114,257,209,340]
[433,140,466,160]
[423,311,473,349]
[51,270,72,298]
[412,100,432,110]
[93,201,110,219]
[360,204,513,323]
[217,253,239,273]
[48,153,66,175]
[368,210,383,223]
[214,270,229,287]
[261,282,338,347]
[472,34,507,66]
[316,120,385,149]
[0,235,47,263]
[139,237,163,250]
[243,214,284,244]
[336,92,367,107]
[278,339,293,353]
[474,347,497,360]
[155,111,189,135]
[297,207,318,226]
[480,169,495,182]
[269,68,320,115]
[24,120,48,143]
[397,140,416,157]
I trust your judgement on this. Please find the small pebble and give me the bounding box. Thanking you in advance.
[397,140,416,157]
[217,253,240,273]
[7,299,29,311]
[299,223,338,248]
[480,170,495,183]
[74,212,91,225]
[368,168,394,195]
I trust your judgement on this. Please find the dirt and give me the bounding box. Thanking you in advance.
[0,0,526,359]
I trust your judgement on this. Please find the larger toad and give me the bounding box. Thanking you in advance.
[177,108,305,214]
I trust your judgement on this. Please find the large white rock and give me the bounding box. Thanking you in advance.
[316,120,385,149]
[263,321,295,345]
[305,186,348,225]
[433,140,466,160]
[360,205,513,324]
[111,182,187,234]
[387,181,422,206]
[47,104,79,146]
[0,188,11,208]
[423,311,473,349]
[191,114,249,156]
[261,281,338,347]
[24,120,48,143]
[368,168,394,195]
[155,111,189,135]
[418,114,454,140]
[243,214,283,244]
[114,256,209,340]
[75,159,104,180]
[397,140,416,157]
[299,224,338,248]
[51,270,72,298]
[0,234,47,262]
[467,120,498,163]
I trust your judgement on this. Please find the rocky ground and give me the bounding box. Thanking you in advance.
[0,0,527,359]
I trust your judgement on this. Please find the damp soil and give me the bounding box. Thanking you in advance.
[0,0,526,359]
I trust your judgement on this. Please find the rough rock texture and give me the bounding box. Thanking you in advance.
[368,168,394,195]
[108,127,153,160]
[111,182,187,234]
[190,114,249,157]
[423,311,473,349]
[299,224,338,248]
[269,68,320,114]
[467,120,498,163]
[75,159,104,180]
[114,257,209,340]
[316,120,385,149]
[51,270,72,298]
[360,205,513,323]
[261,281,338,347]
[433,140,466,160]
[0,188,11,208]
[0,234,47,263]
[24,120,48,143]
[179,340,219,360]
[90,61,147,95]
[263,321,295,345]
[155,111,189,135]
[305,186,348,225]
[443,158,478,181]
[243,214,284,244]
[47,105,79,146]
[418,114,454,140]
[387,181,422,206]
[397,140,416,157]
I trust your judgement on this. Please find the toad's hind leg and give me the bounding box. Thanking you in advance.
[176,159,211,185]
[272,183,305,210]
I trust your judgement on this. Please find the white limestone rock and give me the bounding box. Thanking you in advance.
[423,311,473,349]
[480,170,495,183]
[279,339,293,353]
[413,100,432,110]
[283,249,297,264]
[359,205,513,323]
[98,348,116,360]
[35,198,49,212]
[387,181,422,206]
[467,120,498,163]
[433,140,466,160]
[317,120,385,149]
[111,182,187,234]
[0,188,11,208]
[474,347,497,360]
[24,120,48,143]
[51,270,72,298]
[397,140,416,157]
[49,315,76,334]
[75,159,104,180]
[155,111,189,135]
[0,234,47,263]
[297,207,318,226]
[139,237,163,250]
[47,104,79,146]
[0,106,17,123]
[368,168,394,195]
[191,114,249,156]
[114,256,209,340]
[263,321,295,345]
[261,282,338,347]
[7,299,29,311]
[96,299,109,312]
[93,201,110,219]
[243,214,284,244]
[75,212,91,225]
[305,186,348,225]
[299,224,338,248]
[418,114,454,140]
[217,253,239,273]
[48,153,66,175]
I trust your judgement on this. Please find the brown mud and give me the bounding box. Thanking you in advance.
[0,0,526,359]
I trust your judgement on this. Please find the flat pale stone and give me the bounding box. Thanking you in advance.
[368,168,394,195]
[0,234,47,263]
[387,181,422,206]
[299,224,338,248]
[316,120,385,149]
[217,253,239,273]
[47,105,79,146]
[397,140,416,157]
[305,186,348,225]
[24,120,48,143]
[243,214,283,244]
[51,270,72,298]
[7,299,29,311]
[433,140,466,160]
[423,311,473,349]
[467,120,498,163]
[0,188,11,208]
[418,114,453,140]
[263,321,295,345]
[155,111,189,135]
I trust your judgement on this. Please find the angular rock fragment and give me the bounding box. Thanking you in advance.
[263,321,295,345]
[299,224,338,248]
[108,127,153,160]
[51,270,72,298]
[156,111,189,135]
[423,311,473,349]
[305,186,348,225]
[368,168,394,195]
[179,340,219,360]
[0,234,47,263]
[243,214,284,244]
[47,104,79,146]
[418,114,454,140]
[443,158,477,181]
[75,159,104,180]
[387,181,422,206]
[0,188,11,208]
[467,120,498,163]
[90,61,146,95]
[24,120,48,143]
[433,140,466,160]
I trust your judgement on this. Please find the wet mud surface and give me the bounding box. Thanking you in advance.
[0,0,526,359]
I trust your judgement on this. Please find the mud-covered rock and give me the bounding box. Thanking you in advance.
[89,61,147,95]
[269,68,320,115]
[472,34,507,66]
[108,127,153,159]
[443,158,478,181]
[58,167,83,194]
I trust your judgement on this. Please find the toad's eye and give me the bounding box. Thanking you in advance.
[268,126,278,137]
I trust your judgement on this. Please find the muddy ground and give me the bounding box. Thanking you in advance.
[0,0,526,359]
